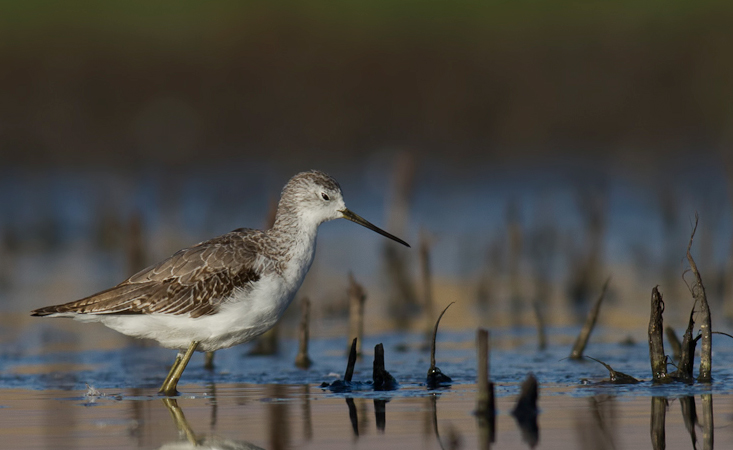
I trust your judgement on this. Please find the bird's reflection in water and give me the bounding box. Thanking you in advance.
[159,398,265,450]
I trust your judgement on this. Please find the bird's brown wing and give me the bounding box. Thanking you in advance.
[31,229,264,318]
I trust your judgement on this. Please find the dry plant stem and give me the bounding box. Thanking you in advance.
[665,326,682,363]
[687,214,712,382]
[344,338,358,382]
[373,343,396,389]
[674,309,696,381]
[650,396,667,450]
[648,286,668,382]
[430,302,454,369]
[347,273,366,356]
[570,277,610,360]
[295,297,312,369]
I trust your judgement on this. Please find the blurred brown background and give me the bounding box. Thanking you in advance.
[2,1,732,167]
[2,1,733,331]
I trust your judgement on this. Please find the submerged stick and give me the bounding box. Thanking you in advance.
[570,277,610,360]
[295,297,313,369]
[648,286,668,382]
[585,356,640,384]
[687,214,712,382]
[347,273,366,356]
[427,302,454,388]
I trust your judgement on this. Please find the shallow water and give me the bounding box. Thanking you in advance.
[2,320,733,449]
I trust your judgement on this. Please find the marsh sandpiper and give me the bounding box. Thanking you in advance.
[32,170,410,395]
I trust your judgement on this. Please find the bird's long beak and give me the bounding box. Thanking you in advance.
[340,209,410,248]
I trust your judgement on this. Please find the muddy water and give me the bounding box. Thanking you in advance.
[2,320,733,449]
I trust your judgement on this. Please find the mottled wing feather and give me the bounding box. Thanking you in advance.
[31,229,264,318]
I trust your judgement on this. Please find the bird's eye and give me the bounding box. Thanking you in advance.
[321,192,330,201]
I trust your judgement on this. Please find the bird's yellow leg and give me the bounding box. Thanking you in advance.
[159,341,199,396]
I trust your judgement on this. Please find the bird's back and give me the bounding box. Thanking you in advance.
[31,229,266,318]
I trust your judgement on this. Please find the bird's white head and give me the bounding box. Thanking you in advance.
[275,170,410,247]
[277,170,347,227]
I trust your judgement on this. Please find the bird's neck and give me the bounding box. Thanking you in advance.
[268,208,320,252]
[267,210,319,286]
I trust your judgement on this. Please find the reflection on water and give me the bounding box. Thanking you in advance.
[650,396,667,450]
[161,397,265,450]
[0,382,731,449]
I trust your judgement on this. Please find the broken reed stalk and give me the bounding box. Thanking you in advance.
[648,286,668,382]
[673,309,697,382]
[569,277,610,360]
[373,343,397,390]
[347,273,366,356]
[344,338,358,383]
[295,297,312,369]
[476,328,495,419]
[687,214,712,382]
